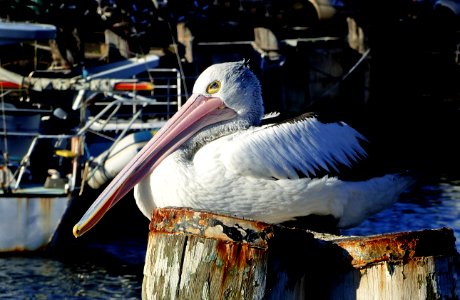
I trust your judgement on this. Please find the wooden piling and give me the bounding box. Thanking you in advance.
[142,207,459,299]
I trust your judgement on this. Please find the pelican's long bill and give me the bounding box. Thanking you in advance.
[73,94,237,237]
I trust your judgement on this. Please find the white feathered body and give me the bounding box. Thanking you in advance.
[135,116,413,228]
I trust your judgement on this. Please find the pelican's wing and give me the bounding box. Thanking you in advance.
[221,114,368,179]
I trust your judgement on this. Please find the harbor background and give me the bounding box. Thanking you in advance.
[1,0,460,298]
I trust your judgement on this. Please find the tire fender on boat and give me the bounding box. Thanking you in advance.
[87,130,154,189]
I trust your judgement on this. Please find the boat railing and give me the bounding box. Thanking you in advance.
[0,63,184,194]
[1,131,80,193]
[69,67,187,191]
[85,67,183,133]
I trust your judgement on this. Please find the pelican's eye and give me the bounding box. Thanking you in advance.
[206,80,221,94]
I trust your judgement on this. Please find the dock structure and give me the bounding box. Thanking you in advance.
[142,207,459,299]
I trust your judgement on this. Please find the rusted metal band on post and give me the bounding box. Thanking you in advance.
[333,227,458,268]
[150,207,276,248]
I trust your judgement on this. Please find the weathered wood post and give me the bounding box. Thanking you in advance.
[142,207,459,299]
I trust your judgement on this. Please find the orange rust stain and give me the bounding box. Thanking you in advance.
[150,208,274,246]
[335,228,456,268]
[215,240,264,276]
[213,239,264,296]
[2,244,48,252]
[39,198,53,233]
[215,241,234,287]
[150,208,172,231]
[152,207,273,228]
[252,220,272,231]
[337,237,405,267]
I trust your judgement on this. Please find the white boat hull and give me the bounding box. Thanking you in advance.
[0,194,70,252]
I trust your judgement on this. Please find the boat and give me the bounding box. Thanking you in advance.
[0,21,56,45]
[0,21,182,252]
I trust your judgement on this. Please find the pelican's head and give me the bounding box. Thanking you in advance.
[193,61,264,126]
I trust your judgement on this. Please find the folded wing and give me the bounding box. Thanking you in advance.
[221,114,368,180]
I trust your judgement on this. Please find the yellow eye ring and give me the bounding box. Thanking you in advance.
[206,80,221,94]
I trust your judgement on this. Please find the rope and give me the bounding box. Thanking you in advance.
[0,61,9,168]
[318,48,371,100]
[166,21,189,98]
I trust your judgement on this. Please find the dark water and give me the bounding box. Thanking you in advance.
[0,177,459,299]
[0,256,141,299]
[0,238,147,299]
[343,177,460,249]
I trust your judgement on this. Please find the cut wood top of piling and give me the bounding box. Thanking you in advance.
[150,207,283,249]
[150,207,458,268]
[332,227,458,268]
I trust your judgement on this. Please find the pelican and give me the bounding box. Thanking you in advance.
[73,60,413,237]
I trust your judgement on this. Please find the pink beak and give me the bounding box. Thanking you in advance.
[73,94,237,237]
